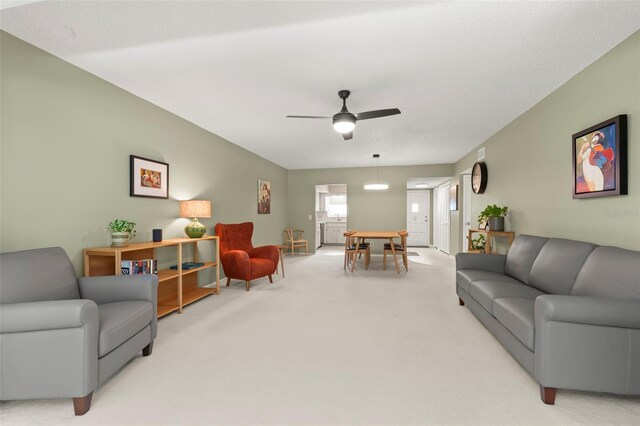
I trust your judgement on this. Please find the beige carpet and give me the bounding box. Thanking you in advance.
[1,247,639,425]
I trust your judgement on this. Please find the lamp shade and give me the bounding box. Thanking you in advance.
[179,200,211,218]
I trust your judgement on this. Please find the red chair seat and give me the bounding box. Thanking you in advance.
[250,258,275,279]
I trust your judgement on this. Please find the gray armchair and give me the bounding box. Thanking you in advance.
[0,247,158,415]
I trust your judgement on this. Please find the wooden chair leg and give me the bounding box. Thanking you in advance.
[73,392,93,416]
[142,341,153,356]
[305,242,308,255]
[540,385,557,405]
[268,274,273,283]
[226,277,231,287]
[383,251,387,270]
[246,280,251,291]
[458,297,465,306]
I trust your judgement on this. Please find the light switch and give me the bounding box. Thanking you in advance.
[308,214,312,220]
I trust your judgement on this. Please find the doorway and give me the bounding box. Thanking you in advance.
[433,181,451,254]
[461,174,472,253]
[315,184,347,248]
[406,190,430,246]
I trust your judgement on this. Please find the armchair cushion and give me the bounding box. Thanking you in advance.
[79,274,158,340]
[98,301,153,357]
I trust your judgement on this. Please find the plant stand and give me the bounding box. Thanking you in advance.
[467,229,515,254]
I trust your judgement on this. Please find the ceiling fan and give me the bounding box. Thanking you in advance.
[286,90,401,140]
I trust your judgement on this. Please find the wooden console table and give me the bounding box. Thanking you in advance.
[467,229,515,254]
[84,236,220,318]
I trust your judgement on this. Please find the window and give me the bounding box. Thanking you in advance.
[326,195,347,217]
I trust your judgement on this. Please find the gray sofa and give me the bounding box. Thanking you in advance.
[456,234,640,404]
[0,247,158,415]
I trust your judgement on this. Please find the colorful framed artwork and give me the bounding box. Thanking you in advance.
[130,155,169,199]
[572,115,627,199]
[450,184,458,211]
[258,179,271,214]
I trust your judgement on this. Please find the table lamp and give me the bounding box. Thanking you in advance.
[179,200,211,238]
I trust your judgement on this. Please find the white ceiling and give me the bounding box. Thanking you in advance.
[2,1,639,169]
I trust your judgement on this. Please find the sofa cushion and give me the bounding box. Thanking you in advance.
[493,298,535,350]
[528,238,597,295]
[98,301,153,357]
[504,235,548,284]
[469,280,544,315]
[572,247,640,300]
[457,270,521,293]
[249,258,275,279]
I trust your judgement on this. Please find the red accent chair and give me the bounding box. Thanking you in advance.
[215,222,280,291]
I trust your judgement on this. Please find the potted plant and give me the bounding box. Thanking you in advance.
[470,234,486,252]
[107,219,136,247]
[478,204,508,231]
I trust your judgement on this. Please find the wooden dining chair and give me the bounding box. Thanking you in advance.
[383,231,409,271]
[283,229,308,256]
[344,231,370,270]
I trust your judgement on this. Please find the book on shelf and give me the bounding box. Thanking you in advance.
[169,262,205,270]
[121,259,158,275]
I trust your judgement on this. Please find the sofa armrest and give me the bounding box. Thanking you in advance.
[455,253,506,273]
[535,295,640,329]
[78,274,158,305]
[0,299,98,333]
[534,295,640,395]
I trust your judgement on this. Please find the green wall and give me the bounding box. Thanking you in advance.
[453,30,640,252]
[0,31,288,275]
[287,164,454,253]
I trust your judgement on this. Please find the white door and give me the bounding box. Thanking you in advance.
[433,182,451,254]
[462,174,471,253]
[406,190,429,246]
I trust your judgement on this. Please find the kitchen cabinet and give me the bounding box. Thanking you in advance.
[325,222,347,244]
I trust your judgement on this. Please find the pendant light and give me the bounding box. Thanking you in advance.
[364,154,389,190]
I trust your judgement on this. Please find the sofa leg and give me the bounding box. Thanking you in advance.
[226,277,231,287]
[246,280,250,291]
[73,392,93,416]
[540,385,557,405]
[268,274,273,283]
[458,297,465,306]
[142,341,153,356]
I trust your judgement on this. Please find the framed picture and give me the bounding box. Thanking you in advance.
[258,179,271,214]
[572,115,627,199]
[450,184,458,211]
[130,155,169,199]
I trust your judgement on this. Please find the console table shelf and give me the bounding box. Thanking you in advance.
[84,236,220,318]
[467,229,515,254]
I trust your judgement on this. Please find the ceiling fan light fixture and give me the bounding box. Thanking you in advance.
[332,113,356,134]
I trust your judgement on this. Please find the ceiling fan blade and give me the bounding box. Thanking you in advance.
[355,108,401,120]
[286,115,331,119]
[342,132,353,141]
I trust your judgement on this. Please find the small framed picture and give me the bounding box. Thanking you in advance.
[130,155,169,199]
[572,115,627,199]
[258,179,271,214]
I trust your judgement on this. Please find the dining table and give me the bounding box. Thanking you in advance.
[350,231,402,273]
